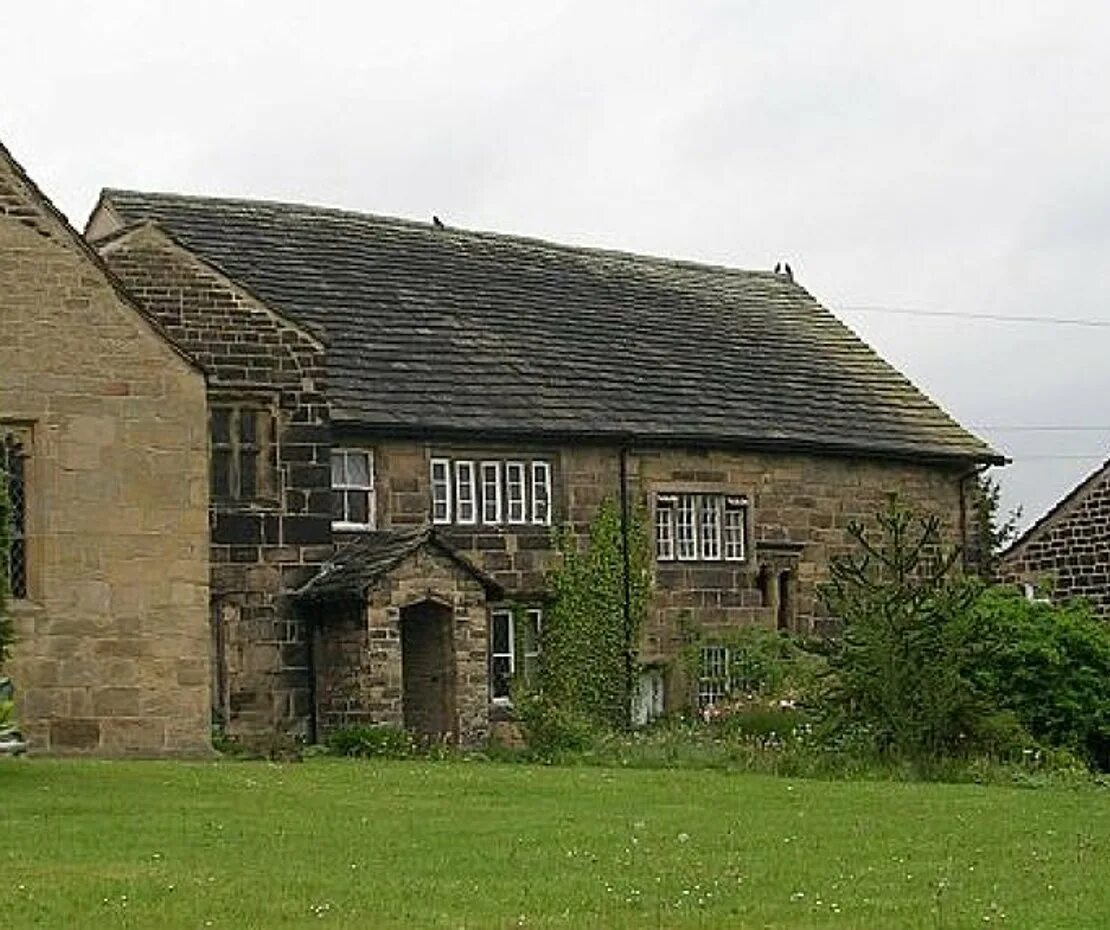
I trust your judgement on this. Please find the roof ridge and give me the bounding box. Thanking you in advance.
[1003,454,1110,556]
[100,187,786,282]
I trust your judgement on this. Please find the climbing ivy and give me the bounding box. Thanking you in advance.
[523,497,651,738]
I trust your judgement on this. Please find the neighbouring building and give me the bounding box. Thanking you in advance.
[0,142,210,755]
[83,188,1002,746]
[1000,457,1110,620]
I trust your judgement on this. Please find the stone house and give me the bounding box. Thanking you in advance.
[1000,457,1110,619]
[0,142,210,754]
[78,188,1002,746]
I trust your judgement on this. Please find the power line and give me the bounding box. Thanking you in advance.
[837,304,1110,328]
[1010,454,1107,461]
[971,425,1110,432]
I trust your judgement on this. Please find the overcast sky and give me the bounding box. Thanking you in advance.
[3,1,1108,531]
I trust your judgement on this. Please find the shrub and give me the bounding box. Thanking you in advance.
[326,725,415,759]
[968,587,1110,770]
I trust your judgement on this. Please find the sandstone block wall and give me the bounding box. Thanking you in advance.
[98,226,332,738]
[0,155,210,754]
[313,546,490,743]
[1001,461,1110,619]
[373,437,967,658]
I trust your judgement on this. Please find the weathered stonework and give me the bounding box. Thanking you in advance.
[97,225,331,738]
[0,148,210,755]
[312,546,491,743]
[350,438,969,713]
[1001,459,1110,619]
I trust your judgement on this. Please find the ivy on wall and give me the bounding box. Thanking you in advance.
[529,497,652,732]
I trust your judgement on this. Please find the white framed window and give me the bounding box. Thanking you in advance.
[490,607,543,703]
[490,609,514,702]
[699,495,721,560]
[521,608,542,683]
[724,496,748,561]
[676,494,697,560]
[531,461,552,525]
[455,460,476,524]
[505,461,526,524]
[656,491,748,563]
[698,645,730,708]
[481,461,502,525]
[430,458,452,524]
[331,449,375,529]
[655,495,676,560]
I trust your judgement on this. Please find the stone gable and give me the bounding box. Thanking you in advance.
[1001,460,1110,619]
[96,224,332,738]
[0,144,210,755]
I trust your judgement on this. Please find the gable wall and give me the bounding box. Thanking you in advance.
[0,160,210,754]
[1001,466,1110,619]
[98,228,332,738]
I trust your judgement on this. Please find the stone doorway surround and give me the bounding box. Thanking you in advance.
[296,526,503,744]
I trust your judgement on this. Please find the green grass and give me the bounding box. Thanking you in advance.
[2,759,1108,929]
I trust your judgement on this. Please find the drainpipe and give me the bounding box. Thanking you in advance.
[958,462,992,574]
[619,444,634,729]
[305,609,319,746]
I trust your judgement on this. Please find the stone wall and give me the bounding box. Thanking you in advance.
[370,437,968,656]
[1001,461,1110,619]
[0,151,210,754]
[97,225,332,738]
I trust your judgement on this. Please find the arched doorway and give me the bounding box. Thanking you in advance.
[400,599,456,739]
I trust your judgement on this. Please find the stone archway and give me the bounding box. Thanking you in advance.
[400,599,456,739]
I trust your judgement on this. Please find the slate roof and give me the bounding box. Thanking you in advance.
[96,189,1000,464]
[294,525,502,604]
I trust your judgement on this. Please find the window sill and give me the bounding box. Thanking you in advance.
[7,598,45,617]
[332,522,375,533]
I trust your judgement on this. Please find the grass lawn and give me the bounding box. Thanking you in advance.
[1,759,1108,929]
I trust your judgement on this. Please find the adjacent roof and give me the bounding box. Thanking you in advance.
[294,525,502,604]
[1002,455,1110,558]
[95,189,1000,464]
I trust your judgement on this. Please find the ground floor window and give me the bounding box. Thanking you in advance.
[1,432,27,599]
[489,607,542,702]
[698,645,730,708]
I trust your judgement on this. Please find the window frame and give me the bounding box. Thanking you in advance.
[480,461,502,525]
[208,402,278,505]
[505,461,527,524]
[455,460,477,525]
[1,430,28,600]
[430,457,452,525]
[489,606,543,704]
[698,645,731,709]
[531,461,552,526]
[331,448,375,531]
[655,490,749,564]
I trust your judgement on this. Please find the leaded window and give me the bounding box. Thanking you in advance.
[698,645,730,708]
[1,433,27,599]
[429,458,553,527]
[210,405,276,502]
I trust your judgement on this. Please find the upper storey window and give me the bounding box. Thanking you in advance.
[655,493,747,562]
[332,449,375,530]
[210,405,277,503]
[1,431,27,599]
[431,457,552,527]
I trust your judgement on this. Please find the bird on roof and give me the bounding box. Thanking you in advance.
[784,262,793,281]
[432,215,444,228]
[774,262,781,274]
